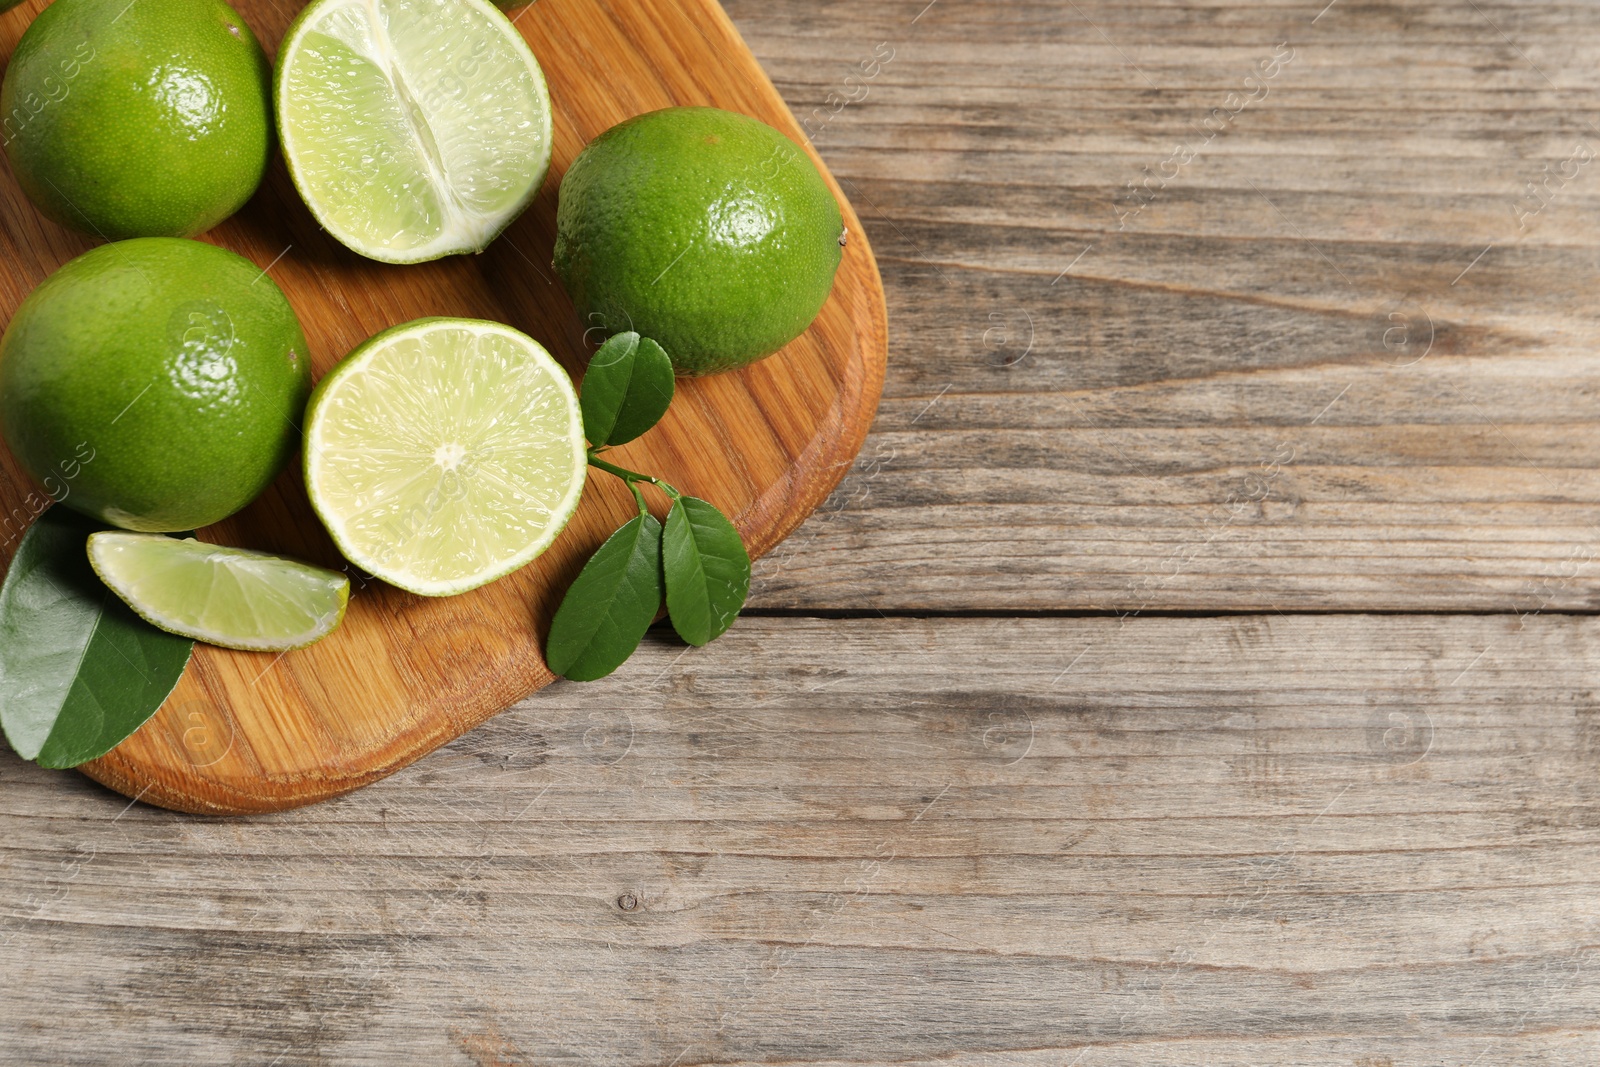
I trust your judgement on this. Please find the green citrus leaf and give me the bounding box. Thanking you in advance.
[663,496,751,647]
[545,513,664,681]
[0,507,193,769]
[581,332,675,446]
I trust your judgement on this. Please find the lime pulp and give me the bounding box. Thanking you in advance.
[88,533,350,651]
[275,0,552,263]
[303,318,586,597]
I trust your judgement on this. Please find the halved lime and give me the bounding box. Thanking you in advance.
[275,0,552,264]
[87,534,350,652]
[303,318,586,597]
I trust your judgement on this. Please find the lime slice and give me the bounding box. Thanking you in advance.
[87,534,351,652]
[304,318,586,597]
[275,0,552,264]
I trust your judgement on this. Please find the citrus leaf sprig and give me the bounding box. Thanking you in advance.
[580,332,675,447]
[545,333,752,681]
[663,496,751,647]
[0,507,193,768]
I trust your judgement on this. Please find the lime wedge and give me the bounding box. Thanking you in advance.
[304,318,586,597]
[275,0,552,263]
[87,534,351,652]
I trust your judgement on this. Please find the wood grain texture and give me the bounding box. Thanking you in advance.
[4,615,1598,1064]
[0,0,887,813]
[733,0,1600,614]
[5,2,1600,1064]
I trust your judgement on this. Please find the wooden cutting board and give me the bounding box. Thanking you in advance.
[0,0,886,813]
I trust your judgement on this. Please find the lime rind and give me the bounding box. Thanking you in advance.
[87,534,350,652]
[303,317,587,597]
[274,0,552,264]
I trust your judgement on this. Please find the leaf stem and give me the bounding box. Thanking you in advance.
[627,480,650,518]
[587,450,682,502]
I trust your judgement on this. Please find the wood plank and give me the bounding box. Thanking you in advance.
[729,0,1600,613]
[3,615,1597,1063]
[0,0,890,813]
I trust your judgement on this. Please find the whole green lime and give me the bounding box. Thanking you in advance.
[0,238,311,532]
[0,0,271,240]
[554,107,844,376]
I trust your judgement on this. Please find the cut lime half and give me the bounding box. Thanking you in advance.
[304,318,586,597]
[275,0,552,263]
[88,534,351,652]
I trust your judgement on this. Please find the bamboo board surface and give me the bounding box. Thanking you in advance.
[0,0,887,813]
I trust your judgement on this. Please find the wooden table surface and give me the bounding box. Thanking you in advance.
[4,0,1600,1063]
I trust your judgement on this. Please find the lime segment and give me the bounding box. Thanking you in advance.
[275,0,552,263]
[88,534,350,652]
[303,318,586,597]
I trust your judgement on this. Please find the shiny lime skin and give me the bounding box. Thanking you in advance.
[0,0,271,239]
[0,238,311,532]
[554,107,844,376]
